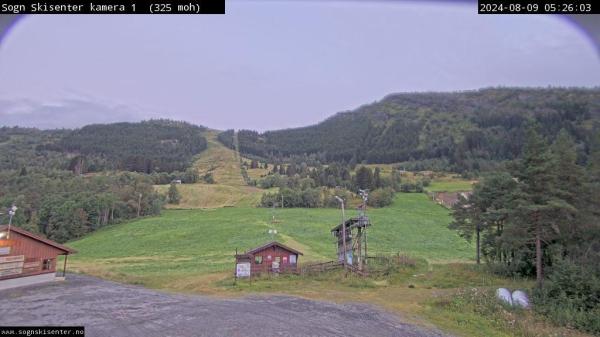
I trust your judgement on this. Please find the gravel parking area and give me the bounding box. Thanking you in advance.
[0,274,449,337]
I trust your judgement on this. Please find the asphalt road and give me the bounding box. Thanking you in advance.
[0,274,449,337]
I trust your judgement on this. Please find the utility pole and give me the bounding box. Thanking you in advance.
[476,222,481,265]
[137,193,142,218]
[359,189,369,268]
[335,196,346,266]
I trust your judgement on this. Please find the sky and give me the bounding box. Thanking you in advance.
[0,1,599,131]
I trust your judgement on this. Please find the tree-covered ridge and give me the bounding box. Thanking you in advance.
[0,127,69,171]
[228,88,600,172]
[48,119,207,173]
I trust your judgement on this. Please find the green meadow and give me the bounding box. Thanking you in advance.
[65,137,584,337]
[68,193,472,285]
[426,179,476,192]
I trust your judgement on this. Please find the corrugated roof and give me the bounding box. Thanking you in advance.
[0,225,77,254]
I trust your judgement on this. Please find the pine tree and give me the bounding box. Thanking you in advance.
[168,183,181,205]
[549,129,584,239]
[450,172,517,264]
[373,167,382,189]
[354,166,374,190]
[512,126,569,287]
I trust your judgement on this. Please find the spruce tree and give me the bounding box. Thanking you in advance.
[168,183,181,205]
[512,126,567,287]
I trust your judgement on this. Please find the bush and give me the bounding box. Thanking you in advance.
[533,259,600,335]
[260,187,323,208]
[202,173,215,184]
[167,183,181,204]
[323,188,352,208]
[367,188,395,207]
[258,174,288,189]
[400,182,414,192]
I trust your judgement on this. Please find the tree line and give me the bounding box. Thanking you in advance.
[0,169,164,243]
[254,161,426,208]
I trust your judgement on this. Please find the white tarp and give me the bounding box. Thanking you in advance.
[512,290,530,308]
[496,288,513,306]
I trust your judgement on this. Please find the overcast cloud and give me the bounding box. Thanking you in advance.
[0,1,598,131]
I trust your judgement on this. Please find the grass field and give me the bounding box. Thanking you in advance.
[154,184,264,209]
[67,193,586,336]
[154,130,265,209]
[68,191,587,336]
[426,179,476,192]
[87,135,585,336]
[68,193,472,284]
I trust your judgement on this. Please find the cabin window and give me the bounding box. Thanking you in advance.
[254,256,263,264]
[42,259,52,270]
[290,255,297,264]
[267,255,272,260]
[283,256,288,264]
[275,256,281,263]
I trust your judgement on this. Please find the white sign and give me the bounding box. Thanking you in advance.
[236,262,251,278]
[0,247,10,255]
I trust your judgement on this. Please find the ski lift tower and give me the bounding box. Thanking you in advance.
[331,190,371,272]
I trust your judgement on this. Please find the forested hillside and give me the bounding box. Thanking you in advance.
[0,127,69,171]
[46,119,207,173]
[0,120,207,242]
[225,88,600,172]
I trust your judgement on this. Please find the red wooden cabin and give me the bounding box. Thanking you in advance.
[0,225,76,290]
[235,241,303,277]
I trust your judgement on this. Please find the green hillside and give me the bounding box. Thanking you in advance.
[154,130,264,209]
[68,193,472,288]
[228,88,600,172]
[53,119,207,173]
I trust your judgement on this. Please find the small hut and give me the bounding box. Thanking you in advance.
[0,225,76,290]
[235,241,303,277]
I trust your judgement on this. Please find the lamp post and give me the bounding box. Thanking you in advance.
[268,229,277,241]
[334,196,346,266]
[137,193,142,218]
[7,205,17,239]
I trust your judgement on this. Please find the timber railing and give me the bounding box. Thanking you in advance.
[300,260,343,274]
[343,263,369,277]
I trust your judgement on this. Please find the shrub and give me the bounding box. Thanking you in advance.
[323,188,352,208]
[167,183,180,204]
[202,173,215,184]
[532,259,600,335]
[260,187,323,208]
[367,188,395,207]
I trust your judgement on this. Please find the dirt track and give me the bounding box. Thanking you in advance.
[0,274,449,337]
